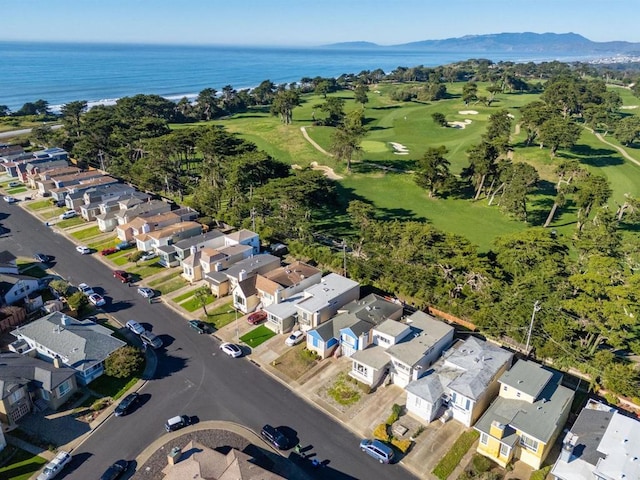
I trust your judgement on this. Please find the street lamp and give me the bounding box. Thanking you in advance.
[235,307,239,341]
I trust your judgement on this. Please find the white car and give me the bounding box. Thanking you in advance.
[126,320,145,335]
[140,251,157,261]
[76,245,91,254]
[78,283,94,296]
[88,293,106,307]
[59,210,77,220]
[220,342,242,358]
[37,450,71,480]
[8,181,21,187]
[285,330,305,346]
[137,287,155,298]
[3,196,17,203]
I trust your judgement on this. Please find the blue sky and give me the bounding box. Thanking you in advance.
[3,0,638,46]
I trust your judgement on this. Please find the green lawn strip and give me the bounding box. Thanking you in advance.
[41,208,66,220]
[530,466,552,480]
[0,446,47,480]
[89,373,140,401]
[7,187,28,194]
[128,262,165,279]
[18,263,47,278]
[199,300,236,329]
[148,270,182,287]
[180,293,215,312]
[70,225,102,240]
[326,371,361,406]
[25,199,54,210]
[239,324,276,348]
[172,288,199,303]
[87,236,118,250]
[432,430,480,480]
[57,217,85,228]
[156,277,188,295]
[110,254,132,266]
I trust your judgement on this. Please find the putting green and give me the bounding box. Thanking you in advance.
[361,140,388,153]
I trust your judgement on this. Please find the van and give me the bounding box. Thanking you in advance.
[165,415,190,432]
[140,330,163,349]
[359,439,394,464]
[37,451,72,479]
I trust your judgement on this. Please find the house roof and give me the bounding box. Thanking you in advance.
[264,293,304,319]
[236,276,258,297]
[499,359,554,399]
[0,352,76,399]
[385,311,454,367]
[146,221,202,240]
[375,318,409,337]
[0,251,17,264]
[225,254,280,280]
[591,408,640,480]
[351,345,390,370]
[205,271,229,285]
[0,273,40,292]
[296,273,359,313]
[11,312,125,372]
[174,229,224,251]
[161,440,285,480]
[225,228,257,242]
[260,261,321,292]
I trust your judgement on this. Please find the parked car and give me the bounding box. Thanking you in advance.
[3,195,17,203]
[101,247,118,256]
[116,241,133,250]
[220,342,242,358]
[247,310,267,325]
[59,210,77,219]
[140,251,157,261]
[36,451,72,480]
[165,415,190,432]
[285,330,305,346]
[78,283,94,296]
[188,320,211,334]
[359,439,394,464]
[137,287,154,298]
[140,330,163,349]
[113,270,131,283]
[88,293,106,307]
[114,393,139,417]
[260,424,289,450]
[8,181,21,187]
[99,459,129,480]
[76,245,91,255]
[34,253,51,263]
[126,320,145,335]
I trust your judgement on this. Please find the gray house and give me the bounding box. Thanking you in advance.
[10,312,126,385]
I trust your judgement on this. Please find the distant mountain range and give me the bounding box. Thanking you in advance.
[324,33,640,56]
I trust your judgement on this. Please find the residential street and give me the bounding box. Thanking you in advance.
[0,202,417,480]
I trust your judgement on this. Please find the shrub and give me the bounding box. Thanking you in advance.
[530,466,552,480]
[472,454,492,474]
[91,398,109,411]
[105,346,144,378]
[386,403,403,425]
[391,437,412,453]
[604,392,619,405]
[432,430,480,480]
[413,425,426,438]
[373,423,391,442]
[67,291,89,314]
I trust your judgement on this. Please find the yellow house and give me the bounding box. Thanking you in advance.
[474,360,574,470]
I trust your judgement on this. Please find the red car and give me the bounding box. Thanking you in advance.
[247,310,267,325]
[101,247,118,256]
[113,270,131,283]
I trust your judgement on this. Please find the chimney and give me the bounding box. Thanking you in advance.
[53,356,62,368]
[167,446,182,466]
[559,432,578,463]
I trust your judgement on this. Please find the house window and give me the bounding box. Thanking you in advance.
[500,443,510,457]
[519,434,539,453]
[377,335,390,345]
[516,392,521,398]
[8,389,24,404]
[235,295,245,306]
[414,397,421,407]
[480,433,488,445]
[503,385,507,391]
[57,380,71,397]
[355,363,368,376]
[42,389,50,400]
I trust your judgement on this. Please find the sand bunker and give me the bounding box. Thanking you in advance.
[458,110,479,115]
[448,119,473,129]
[292,162,342,180]
[621,105,638,109]
[507,113,515,119]
[389,142,409,155]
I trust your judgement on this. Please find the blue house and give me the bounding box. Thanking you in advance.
[306,294,403,359]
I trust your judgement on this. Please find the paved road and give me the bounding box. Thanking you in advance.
[0,124,63,139]
[0,203,416,480]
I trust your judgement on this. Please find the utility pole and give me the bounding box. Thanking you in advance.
[342,240,347,277]
[251,208,256,232]
[98,149,105,171]
[525,300,541,356]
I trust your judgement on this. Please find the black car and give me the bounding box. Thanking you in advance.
[99,459,129,480]
[34,253,50,263]
[188,320,212,334]
[261,424,289,450]
[114,392,139,417]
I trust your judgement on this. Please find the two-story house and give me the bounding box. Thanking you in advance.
[306,293,402,358]
[219,254,280,305]
[0,273,43,306]
[35,166,81,195]
[349,310,454,388]
[0,353,78,426]
[550,399,640,480]
[77,183,138,220]
[136,221,203,265]
[405,337,513,426]
[118,211,182,243]
[475,359,574,470]
[9,312,126,385]
[184,244,254,283]
[96,196,168,233]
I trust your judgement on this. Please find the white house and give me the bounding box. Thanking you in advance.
[405,337,513,426]
[256,261,322,308]
[295,273,360,331]
[0,274,42,306]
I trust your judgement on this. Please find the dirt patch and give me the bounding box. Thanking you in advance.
[273,346,319,381]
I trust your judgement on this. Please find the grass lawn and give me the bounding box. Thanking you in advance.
[18,263,47,278]
[0,447,47,480]
[87,236,118,251]
[25,199,54,211]
[41,208,66,220]
[57,216,85,229]
[7,186,28,194]
[148,270,182,287]
[89,372,141,400]
[199,299,236,329]
[326,372,361,407]
[156,277,188,295]
[172,288,199,303]
[110,254,132,266]
[180,293,216,312]
[432,429,480,480]
[239,324,276,348]
[128,262,165,279]
[70,225,102,240]
[273,345,319,380]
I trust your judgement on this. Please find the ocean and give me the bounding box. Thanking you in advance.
[0,41,589,112]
